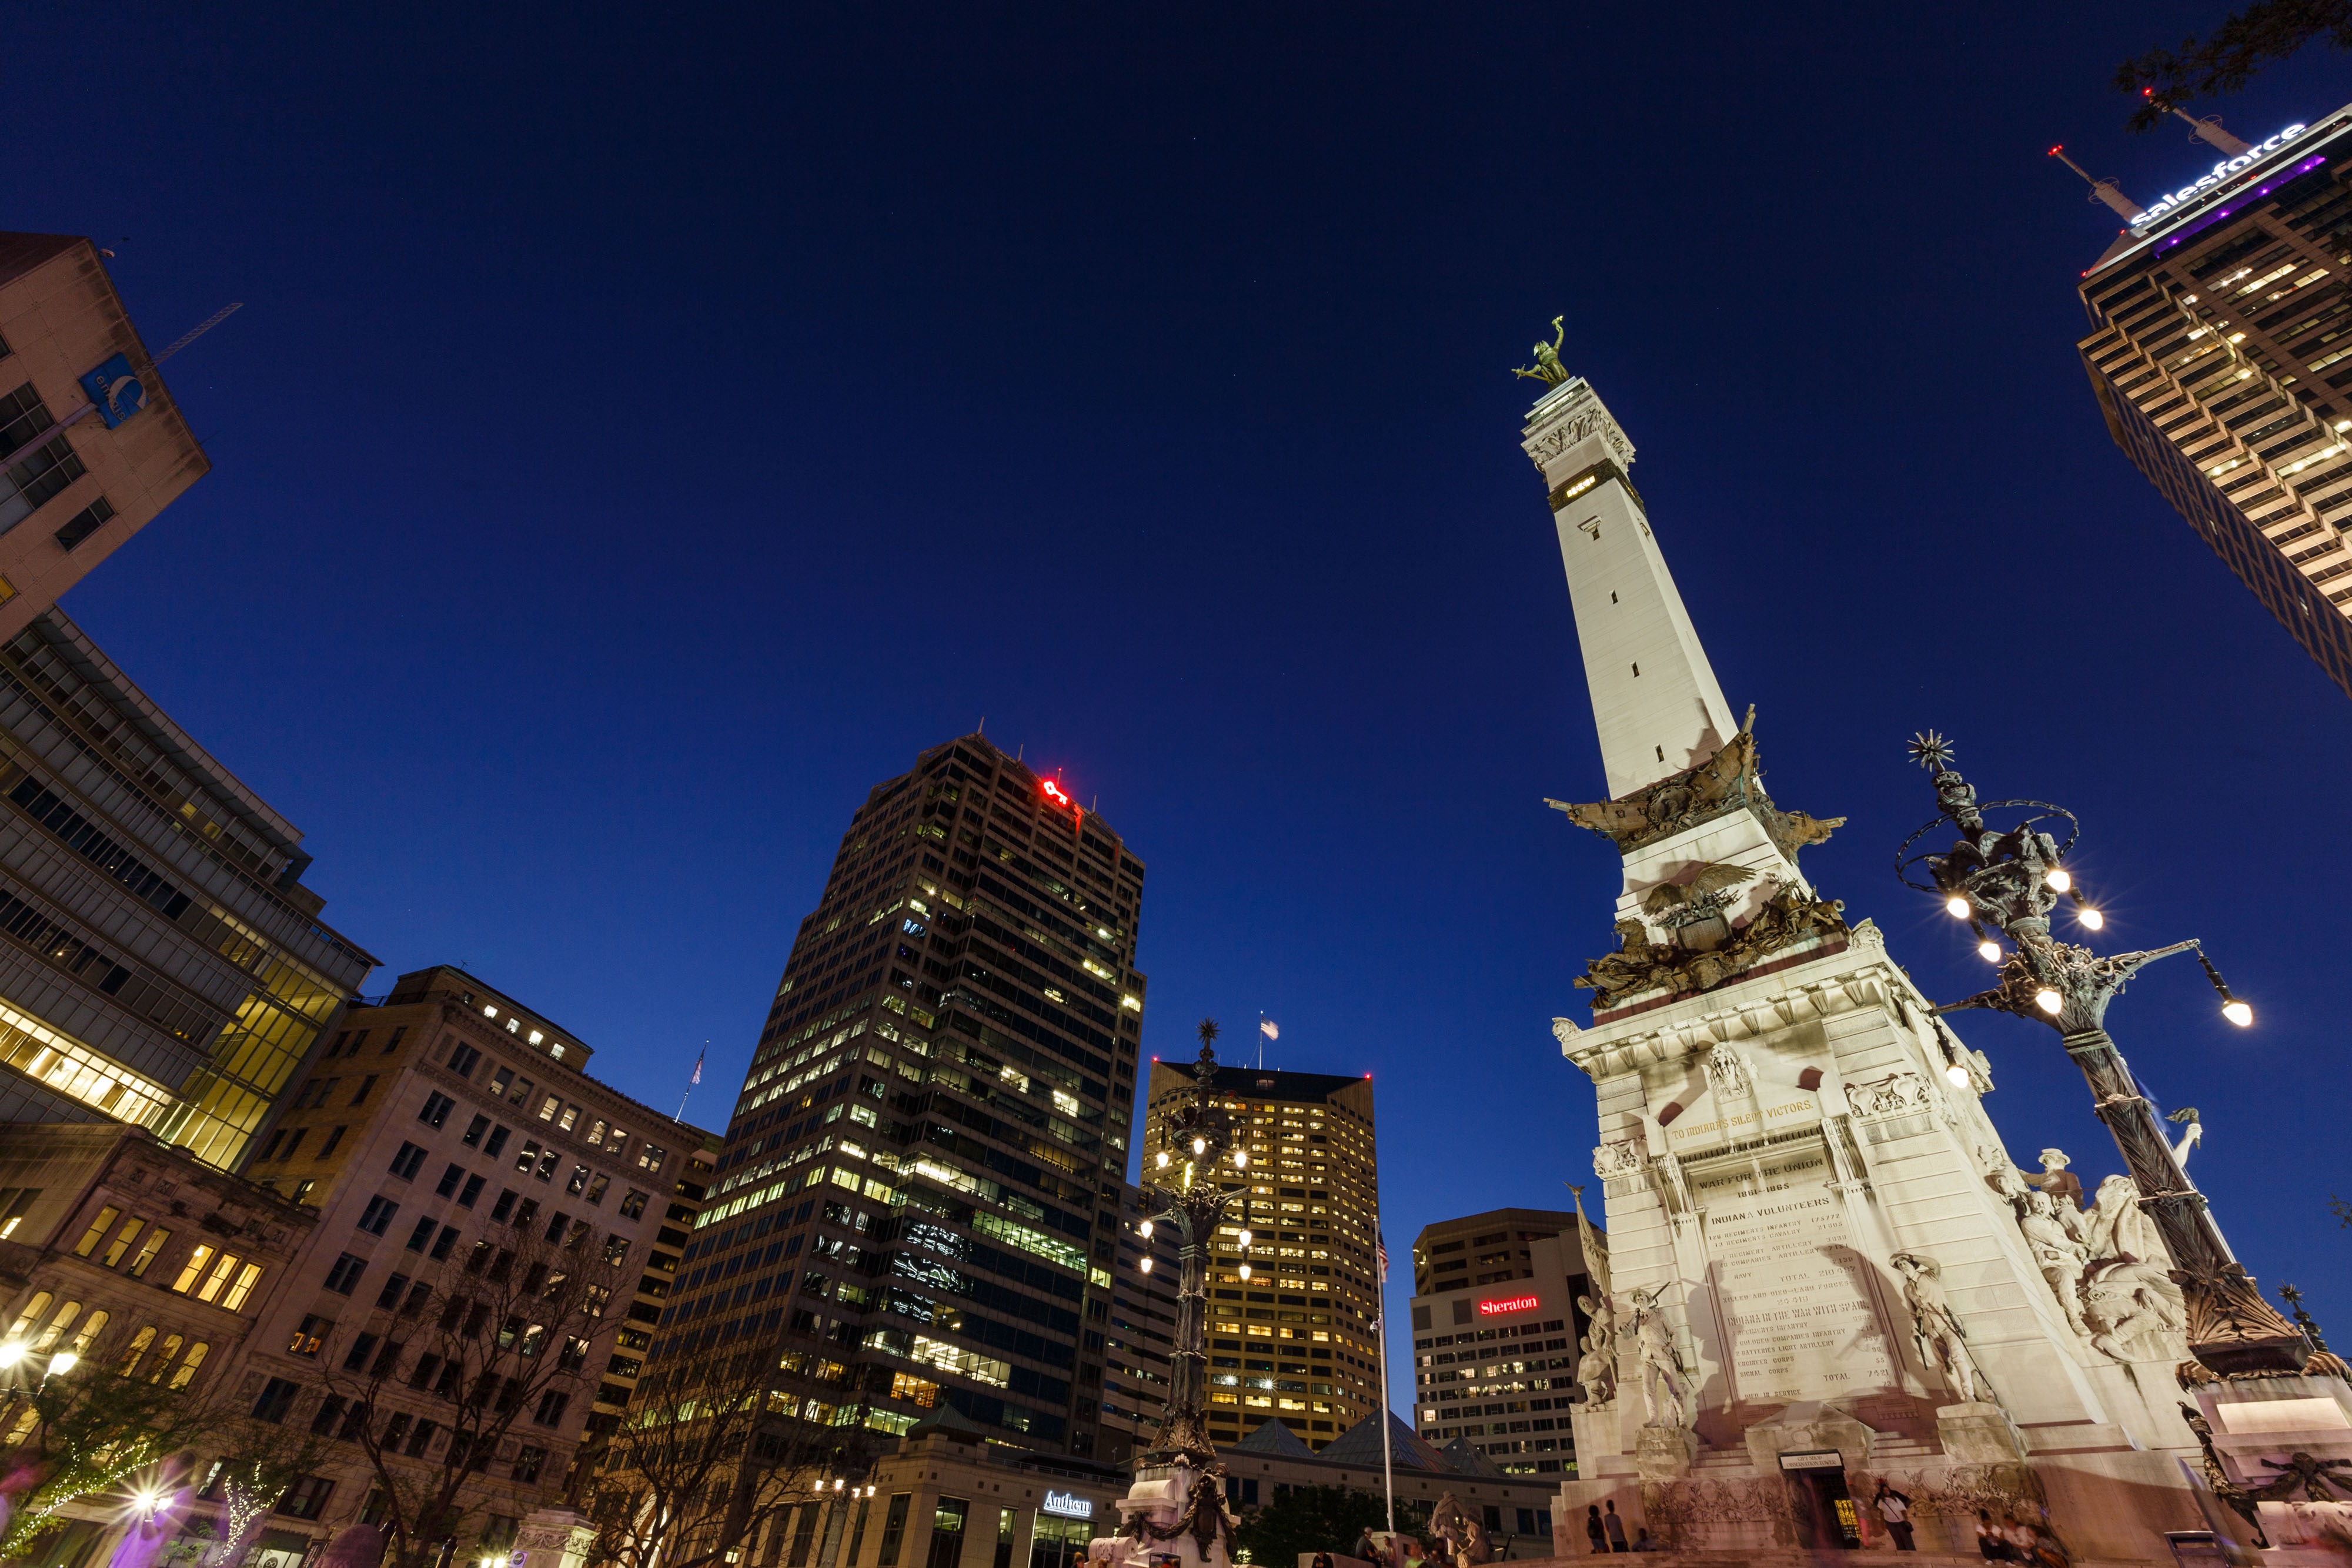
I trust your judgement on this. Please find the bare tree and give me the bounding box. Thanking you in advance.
[0,1321,223,1560]
[308,1227,630,1568]
[586,1335,874,1568]
[2116,0,2352,129]
[190,1420,330,1568]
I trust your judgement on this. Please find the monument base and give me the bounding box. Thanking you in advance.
[1092,1459,1231,1568]
[1936,1401,2027,1464]
[1635,1425,1699,1480]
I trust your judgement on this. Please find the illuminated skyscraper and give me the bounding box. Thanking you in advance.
[658,733,1147,1459]
[1138,1061,1380,1453]
[2074,100,2352,697]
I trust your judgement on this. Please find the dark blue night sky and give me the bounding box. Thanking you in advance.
[17,4,2351,1405]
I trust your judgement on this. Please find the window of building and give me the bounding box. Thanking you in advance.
[49,503,111,557]
[358,1196,399,1236]
[101,1217,146,1268]
[392,1143,428,1181]
[72,1205,121,1257]
[251,1378,300,1424]
[276,1476,335,1520]
[419,1092,455,1129]
[323,1253,367,1295]
[878,1495,911,1567]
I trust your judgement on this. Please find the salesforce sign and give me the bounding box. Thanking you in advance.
[2133,123,2311,232]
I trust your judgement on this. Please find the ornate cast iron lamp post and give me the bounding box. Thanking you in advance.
[1110,1019,1241,1568]
[1894,732,2312,1379]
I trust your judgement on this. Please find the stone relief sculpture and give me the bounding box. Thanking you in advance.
[1574,887,1849,1009]
[2079,1174,2189,1361]
[2022,1148,2086,1220]
[1891,1252,1988,1405]
[1592,1139,1643,1179]
[1625,1285,1695,1429]
[1575,1291,1618,1407]
[1845,1071,1932,1121]
[1551,1015,1581,1050]
[2018,1190,2094,1338]
[2168,1106,2201,1169]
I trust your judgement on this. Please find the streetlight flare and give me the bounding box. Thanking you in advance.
[1138,1219,1154,1239]
[2034,988,2064,1015]
[1945,895,1970,918]
[2046,868,2072,892]
[2223,999,2254,1028]
[1139,1256,1153,1273]
[1236,1229,1253,1248]
[1977,940,2000,963]
[1191,1137,1206,1155]
[2079,907,2104,931]
[1946,1064,1972,1088]
[46,1350,77,1375]
[1238,1263,1252,1281]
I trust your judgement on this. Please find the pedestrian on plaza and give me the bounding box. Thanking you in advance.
[1603,1501,1628,1552]
[1586,1506,1608,1554]
[1976,1510,2014,1562]
[1632,1529,1662,1553]
[1874,1482,1916,1552]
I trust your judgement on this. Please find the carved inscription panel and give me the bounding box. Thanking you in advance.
[1696,1149,1897,1404]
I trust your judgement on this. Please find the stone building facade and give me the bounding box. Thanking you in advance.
[216,965,711,1557]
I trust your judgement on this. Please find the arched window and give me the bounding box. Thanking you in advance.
[32,1301,82,1351]
[147,1333,183,1383]
[68,1309,108,1351]
[168,1342,209,1390]
[6,1292,52,1339]
[3,1405,36,1444]
[119,1326,158,1375]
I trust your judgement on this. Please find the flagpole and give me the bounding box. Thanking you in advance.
[1377,1224,1395,1535]
[677,1042,706,1121]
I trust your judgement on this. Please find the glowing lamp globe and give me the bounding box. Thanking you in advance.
[1976,940,2000,963]
[2223,999,2254,1028]
[2046,868,2072,892]
[1945,895,1970,918]
[2034,988,2063,1015]
[1946,1064,1971,1088]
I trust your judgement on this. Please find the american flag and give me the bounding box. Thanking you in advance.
[690,1050,704,1086]
[1377,1232,1389,1281]
[1260,1018,1279,1041]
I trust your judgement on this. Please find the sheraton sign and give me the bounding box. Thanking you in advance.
[1478,1293,1539,1316]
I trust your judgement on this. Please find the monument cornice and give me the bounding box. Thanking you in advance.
[1521,378,1635,474]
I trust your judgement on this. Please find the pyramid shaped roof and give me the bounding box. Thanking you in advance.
[1230,1419,1318,1457]
[1320,1410,1451,1471]
[1438,1437,1506,1477]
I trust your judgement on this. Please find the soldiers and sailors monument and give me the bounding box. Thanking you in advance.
[1518,330,2352,1564]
